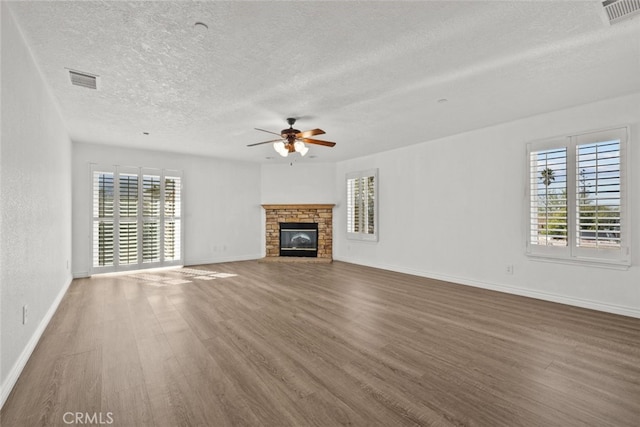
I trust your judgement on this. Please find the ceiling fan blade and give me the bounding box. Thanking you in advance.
[255,128,283,137]
[298,137,336,147]
[296,128,325,138]
[247,138,283,147]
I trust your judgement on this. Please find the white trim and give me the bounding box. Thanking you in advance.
[72,271,90,279]
[185,253,264,266]
[91,265,183,277]
[0,277,72,409]
[526,252,630,270]
[334,257,640,319]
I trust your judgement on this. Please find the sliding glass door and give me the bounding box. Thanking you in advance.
[91,165,182,274]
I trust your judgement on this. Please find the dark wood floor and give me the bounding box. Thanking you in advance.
[2,261,639,426]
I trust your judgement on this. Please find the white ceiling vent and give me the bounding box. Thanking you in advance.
[69,70,98,89]
[602,0,640,24]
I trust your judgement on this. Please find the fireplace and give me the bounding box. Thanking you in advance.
[280,223,318,257]
[262,204,334,261]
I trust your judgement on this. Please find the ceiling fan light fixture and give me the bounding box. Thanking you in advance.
[274,141,288,157]
[294,141,309,156]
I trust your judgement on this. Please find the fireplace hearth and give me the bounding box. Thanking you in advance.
[280,223,318,257]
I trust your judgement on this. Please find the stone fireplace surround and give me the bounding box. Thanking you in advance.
[262,204,334,261]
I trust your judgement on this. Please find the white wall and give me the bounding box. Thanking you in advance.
[260,162,336,257]
[261,162,336,204]
[1,3,73,405]
[72,143,263,276]
[335,93,640,318]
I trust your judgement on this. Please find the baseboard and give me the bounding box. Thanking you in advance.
[0,276,73,410]
[73,254,263,277]
[334,257,640,319]
[185,253,263,267]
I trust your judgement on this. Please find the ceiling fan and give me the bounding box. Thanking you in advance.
[247,117,336,157]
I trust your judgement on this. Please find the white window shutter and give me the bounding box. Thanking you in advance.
[346,169,378,241]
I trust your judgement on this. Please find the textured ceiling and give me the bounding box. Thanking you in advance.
[6,1,640,163]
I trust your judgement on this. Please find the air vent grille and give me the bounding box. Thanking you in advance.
[69,70,97,89]
[603,0,640,24]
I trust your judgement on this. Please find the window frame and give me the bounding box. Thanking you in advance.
[525,126,631,267]
[346,168,379,242]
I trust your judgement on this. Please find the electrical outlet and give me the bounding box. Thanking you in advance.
[22,305,28,325]
[506,265,514,275]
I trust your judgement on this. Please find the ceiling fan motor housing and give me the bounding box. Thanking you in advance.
[282,117,300,143]
[281,127,300,143]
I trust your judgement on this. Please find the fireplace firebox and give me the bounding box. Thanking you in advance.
[279,223,318,257]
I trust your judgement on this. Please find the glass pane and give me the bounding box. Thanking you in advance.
[119,221,138,264]
[347,178,357,233]
[530,148,567,246]
[165,177,181,217]
[354,178,361,232]
[119,174,138,217]
[576,140,621,249]
[143,221,160,263]
[93,220,114,267]
[365,175,375,234]
[143,175,161,217]
[164,220,180,261]
[93,172,114,218]
[93,172,114,268]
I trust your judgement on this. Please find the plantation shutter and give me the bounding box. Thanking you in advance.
[347,177,360,233]
[529,146,568,247]
[575,139,621,249]
[364,175,375,234]
[164,175,181,262]
[92,171,114,267]
[91,165,183,273]
[118,172,139,265]
[346,169,378,241]
[573,127,628,263]
[142,173,161,263]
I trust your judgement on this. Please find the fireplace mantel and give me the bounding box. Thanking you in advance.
[261,204,335,210]
[262,204,334,261]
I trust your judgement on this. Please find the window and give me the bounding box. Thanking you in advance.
[527,127,630,266]
[347,169,378,241]
[92,165,182,273]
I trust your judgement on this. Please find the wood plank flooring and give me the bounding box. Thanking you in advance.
[2,261,639,426]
